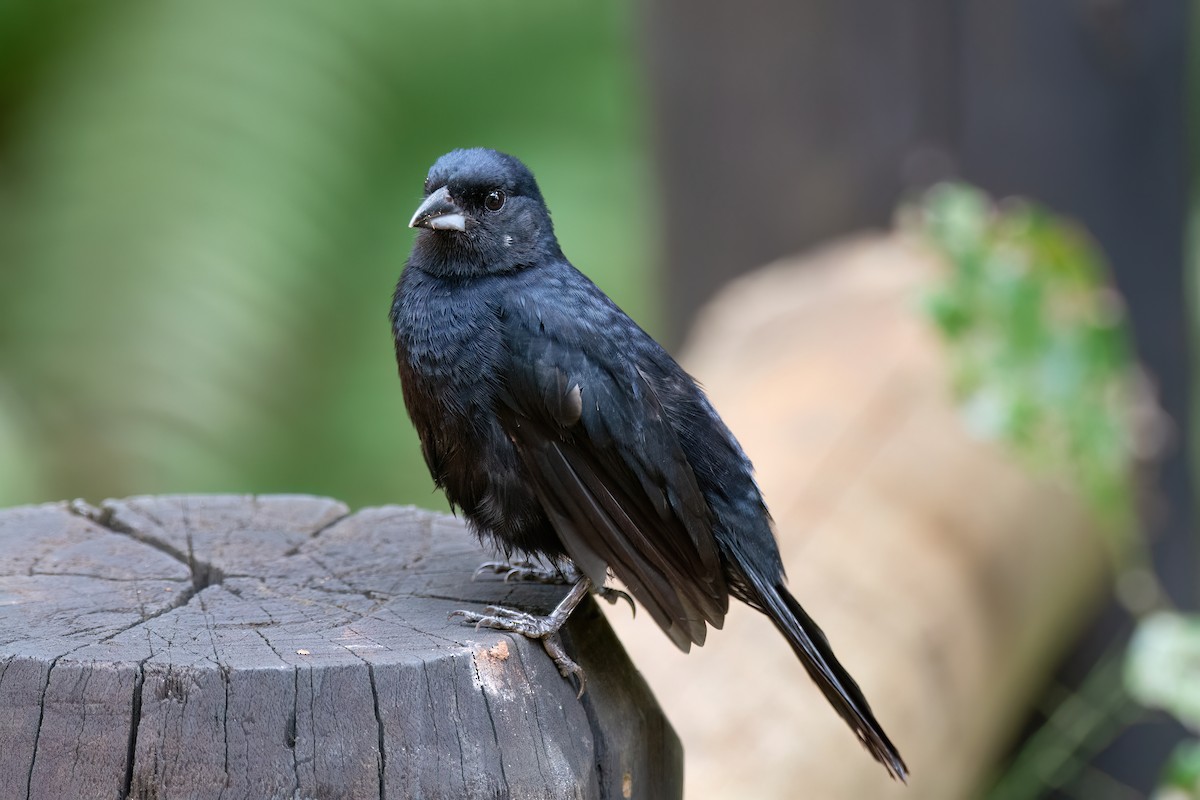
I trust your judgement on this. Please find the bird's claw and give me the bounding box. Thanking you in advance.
[472,560,522,581]
[597,586,635,616]
[542,634,586,697]
[449,606,551,636]
[473,561,635,619]
[472,559,569,585]
[449,606,588,697]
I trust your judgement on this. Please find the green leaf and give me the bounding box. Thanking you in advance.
[913,183,1145,540]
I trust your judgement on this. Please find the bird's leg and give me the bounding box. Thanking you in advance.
[451,576,593,695]
[473,559,635,614]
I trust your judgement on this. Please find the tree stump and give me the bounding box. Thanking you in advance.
[0,495,680,800]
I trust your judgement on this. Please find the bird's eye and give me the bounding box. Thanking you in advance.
[484,190,506,212]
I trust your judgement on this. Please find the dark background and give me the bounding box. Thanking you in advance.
[644,1,1192,791]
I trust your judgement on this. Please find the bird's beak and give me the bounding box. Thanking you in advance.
[409,186,467,232]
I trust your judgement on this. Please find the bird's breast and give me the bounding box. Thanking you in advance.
[394,277,504,407]
[393,274,559,554]
[393,273,513,474]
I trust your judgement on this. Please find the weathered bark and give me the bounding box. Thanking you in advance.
[604,234,1109,799]
[0,495,680,800]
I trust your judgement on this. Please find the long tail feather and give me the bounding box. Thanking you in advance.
[759,580,908,781]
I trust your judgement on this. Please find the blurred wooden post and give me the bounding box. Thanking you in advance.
[604,234,1109,799]
[0,495,680,800]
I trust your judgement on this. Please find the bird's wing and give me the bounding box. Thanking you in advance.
[497,305,729,651]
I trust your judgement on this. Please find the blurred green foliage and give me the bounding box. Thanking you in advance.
[1126,612,1200,799]
[1157,741,1200,800]
[918,184,1142,539]
[916,185,1169,799]
[1126,612,1200,732]
[0,0,655,510]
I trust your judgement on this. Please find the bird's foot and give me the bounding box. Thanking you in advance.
[453,604,550,633]
[473,558,569,585]
[451,607,585,690]
[473,559,635,615]
[451,576,593,696]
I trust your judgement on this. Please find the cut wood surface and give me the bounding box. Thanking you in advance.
[0,495,680,800]
[602,233,1110,799]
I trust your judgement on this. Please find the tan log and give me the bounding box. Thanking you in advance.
[603,233,1109,799]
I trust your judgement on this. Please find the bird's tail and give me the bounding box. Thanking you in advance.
[758,579,908,781]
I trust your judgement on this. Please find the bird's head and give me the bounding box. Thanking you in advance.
[408,148,561,277]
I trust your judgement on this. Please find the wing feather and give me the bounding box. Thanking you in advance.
[498,312,729,648]
[518,436,700,651]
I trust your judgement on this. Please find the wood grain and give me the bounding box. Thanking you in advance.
[0,495,679,800]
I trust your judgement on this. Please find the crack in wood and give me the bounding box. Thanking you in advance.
[119,660,146,800]
[24,656,57,800]
[90,499,232,595]
[576,670,610,799]
[220,664,231,798]
[509,643,553,792]
[282,510,352,557]
[476,676,510,798]
[366,663,387,800]
[287,666,300,796]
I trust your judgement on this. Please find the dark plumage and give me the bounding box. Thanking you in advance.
[390,148,907,780]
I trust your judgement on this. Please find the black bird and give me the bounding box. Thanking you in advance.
[390,148,907,780]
